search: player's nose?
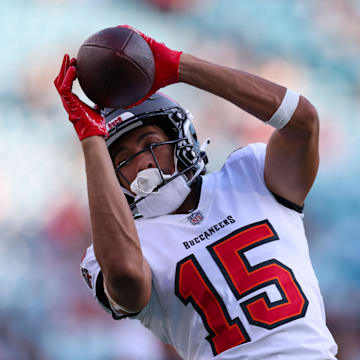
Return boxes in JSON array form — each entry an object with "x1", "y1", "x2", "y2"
[{"x1": 135, "y1": 150, "x2": 157, "y2": 174}]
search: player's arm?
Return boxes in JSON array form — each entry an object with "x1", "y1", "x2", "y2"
[
  {"x1": 54, "y1": 54, "x2": 152, "y2": 313},
  {"x1": 179, "y1": 54, "x2": 319, "y2": 206},
  {"x1": 81, "y1": 136, "x2": 152, "y2": 313}
]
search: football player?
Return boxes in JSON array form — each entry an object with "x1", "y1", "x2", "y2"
[{"x1": 54, "y1": 26, "x2": 338, "y2": 359}]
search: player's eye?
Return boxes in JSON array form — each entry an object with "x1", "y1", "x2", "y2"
[
  {"x1": 116, "y1": 146, "x2": 151, "y2": 169},
  {"x1": 116, "y1": 154, "x2": 134, "y2": 169},
  {"x1": 115, "y1": 155, "x2": 128, "y2": 167},
  {"x1": 117, "y1": 159, "x2": 128, "y2": 167},
  {"x1": 147, "y1": 141, "x2": 160, "y2": 148}
]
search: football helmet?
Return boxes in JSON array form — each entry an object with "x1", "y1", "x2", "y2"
[{"x1": 102, "y1": 92, "x2": 209, "y2": 213}]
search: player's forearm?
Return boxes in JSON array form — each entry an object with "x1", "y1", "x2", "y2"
[
  {"x1": 179, "y1": 53, "x2": 287, "y2": 121},
  {"x1": 81, "y1": 136, "x2": 144, "y2": 286},
  {"x1": 179, "y1": 53, "x2": 319, "y2": 139}
]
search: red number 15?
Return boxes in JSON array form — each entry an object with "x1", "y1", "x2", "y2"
[{"x1": 175, "y1": 220, "x2": 308, "y2": 356}]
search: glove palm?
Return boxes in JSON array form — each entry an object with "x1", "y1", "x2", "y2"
[{"x1": 54, "y1": 54, "x2": 108, "y2": 141}]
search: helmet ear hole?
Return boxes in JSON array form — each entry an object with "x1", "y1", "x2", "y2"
[
  {"x1": 174, "y1": 111, "x2": 185, "y2": 122},
  {"x1": 181, "y1": 147, "x2": 197, "y2": 164}
]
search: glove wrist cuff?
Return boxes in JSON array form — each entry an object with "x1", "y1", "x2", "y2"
[
  {"x1": 169, "y1": 50, "x2": 183, "y2": 84},
  {"x1": 75, "y1": 124, "x2": 108, "y2": 141}
]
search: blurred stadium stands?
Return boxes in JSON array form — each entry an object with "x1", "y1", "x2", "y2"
[{"x1": 1, "y1": 0, "x2": 360, "y2": 359}]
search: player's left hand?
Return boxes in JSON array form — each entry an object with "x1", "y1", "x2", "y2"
[
  {"x1": 54, "y1": 54, "x2": 109, "y2": 141},
  {"x1": 118, "y1": 25, "x2": 183, "y2": 107}
]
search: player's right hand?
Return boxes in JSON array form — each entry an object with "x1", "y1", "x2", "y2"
[
  {"x1": 54, "y1": 54, "x2": 109, "y2": 141},
  {"x1": 118, "y1": 25, "x2": 183, "y2": 107}
]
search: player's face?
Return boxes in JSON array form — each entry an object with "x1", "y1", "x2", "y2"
[{"x1": 113, "y1": 125, "x2": 175, "y2": 192}]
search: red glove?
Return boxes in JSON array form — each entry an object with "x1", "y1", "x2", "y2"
[
  {"x1": 119, "y1": 25, "x2": 182, "y2": 107},
  {"x1": 54, "y1": 54, "x2": 108, "y2": 141}
]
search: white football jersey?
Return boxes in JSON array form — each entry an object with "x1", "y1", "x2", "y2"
[{"x1": 81, "y1": 143, "x2": 337, "y2": 360}]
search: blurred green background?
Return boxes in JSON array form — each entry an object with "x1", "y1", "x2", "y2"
[{"x1": 1, "y1": 1, "x2": 360, "y2": 359}]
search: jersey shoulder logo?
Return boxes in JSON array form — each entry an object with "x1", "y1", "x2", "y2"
[{"x1": 81, "y1": 267, "x2": 93, "y2": 289}]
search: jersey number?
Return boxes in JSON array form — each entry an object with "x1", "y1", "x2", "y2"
[{"x1": 175, "y1": 220, "x2": 308, "y2": 356}]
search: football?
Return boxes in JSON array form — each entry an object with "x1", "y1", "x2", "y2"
[{"x1": 76, "y1": 26, "x2": 155, "y2": 108}]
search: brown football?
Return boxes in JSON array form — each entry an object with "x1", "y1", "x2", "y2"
[{"x1": 76, "y1": 26, "x2": 155, "y2": 108}]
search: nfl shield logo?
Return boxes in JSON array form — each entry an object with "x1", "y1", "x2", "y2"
[{"x1": 188, "y1": 210, "x2": 204, "y2": 225}]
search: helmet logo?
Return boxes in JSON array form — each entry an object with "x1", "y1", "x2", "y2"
[{"x1": 106, "y1": 112, "x2": 134, "y2": 131}]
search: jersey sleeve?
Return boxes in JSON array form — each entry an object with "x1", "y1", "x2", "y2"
[
  {"x1": 226, "y1": 143, "x2": 304, "y2": 214},
  {"x1": 227, "y1": 143, "x2": 265, "y2": 171},
  {"x1": 80, "y1": 244, "x2": 168, "y2": 338},
  {"x1": 247, "y1": 142, "x2": 267, "y2": 178},
  {"x1": 225, "y1": 143, "x2": 267, "y2": 183},
  {"x1": 80, "y1": 245, "x2": 139, "y2": 320}
]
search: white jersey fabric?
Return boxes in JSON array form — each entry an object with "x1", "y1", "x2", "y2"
[{"x1": 81, "y1": 143, "x2": 337, "y2": 360}]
